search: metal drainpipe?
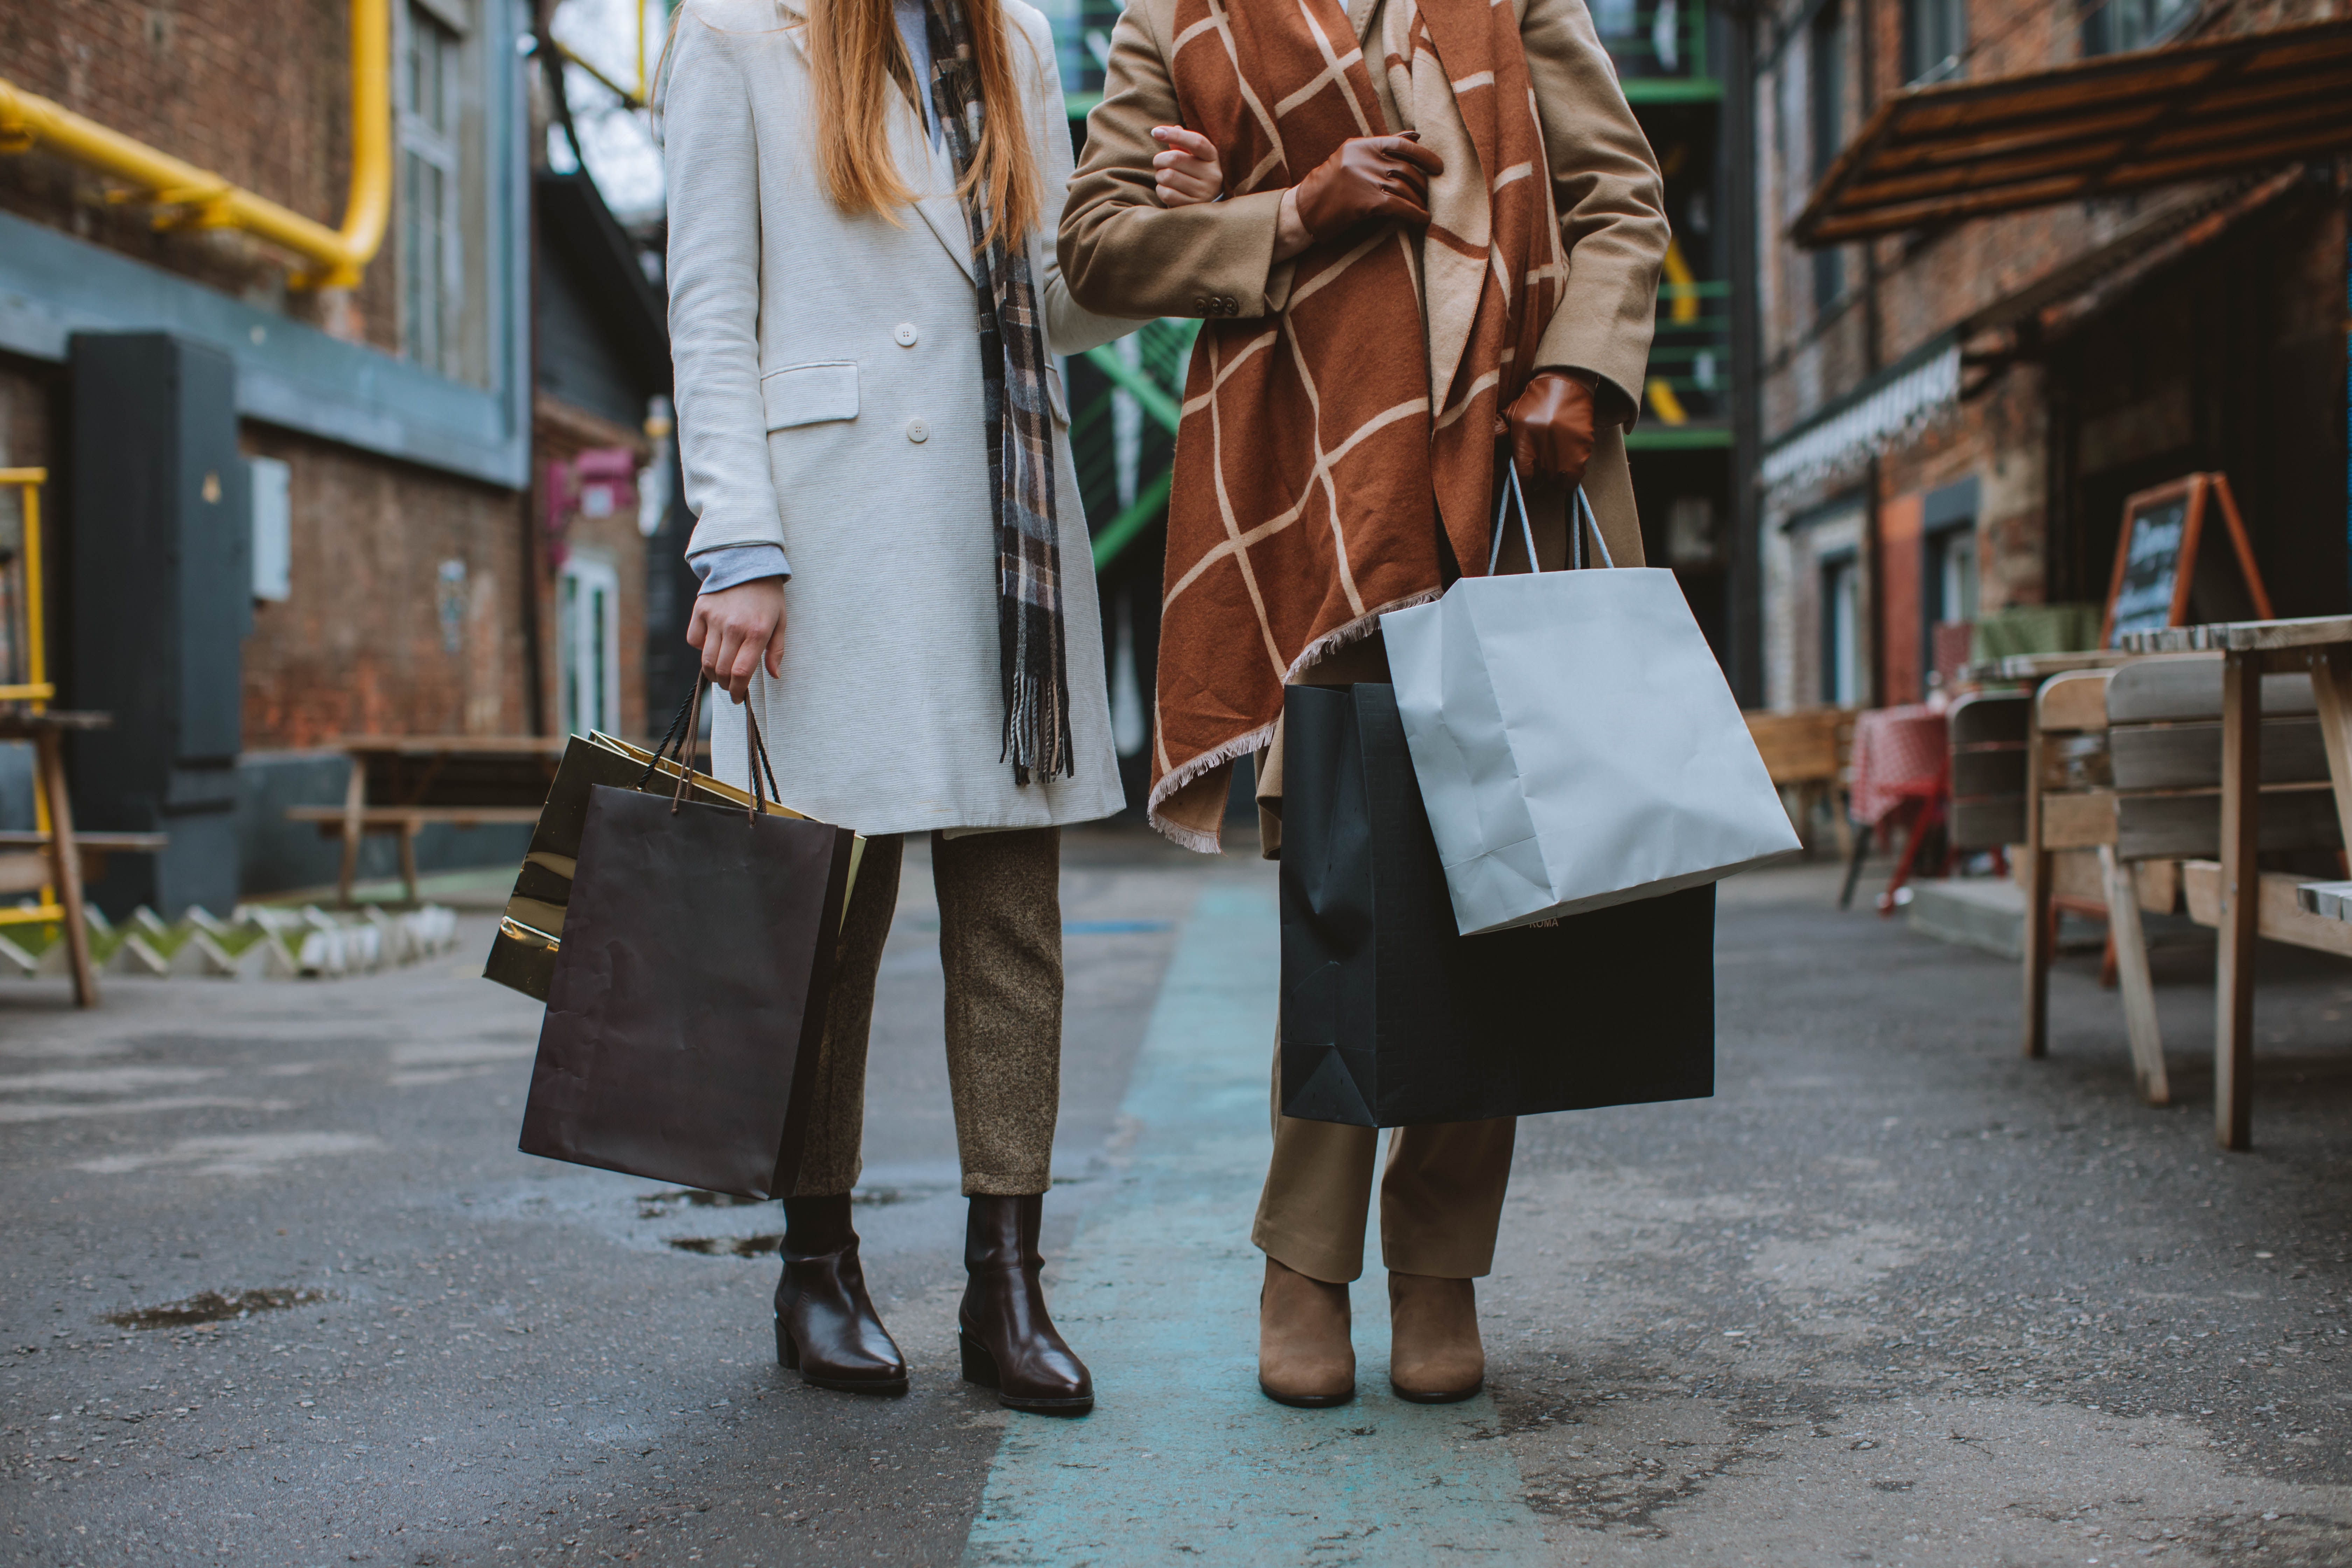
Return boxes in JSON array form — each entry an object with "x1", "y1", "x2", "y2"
[
  {"x1": 1855, "y1": 0, "x2": 1889, "y2": 706},
  {"x1": 0, "y1": 0, "x2": 390, "y2": 289},
  {"x1": 1724, "y1": 0, "x2": 1767, "y2": 708}
]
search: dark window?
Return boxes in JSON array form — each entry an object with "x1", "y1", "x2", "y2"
[
  {"x1": 1904, "y1": 0, "x2": 1966, "y2": 84},
  {"x1": 2082, "y1": 0, "x2": 2197, "y2": 57},
  {"x1": 1821, "y1": 551, "x2": 1861, "y2": 706},
  {"x1": 1809, "y1": 4, "x2": 1845, "y2": 312}
]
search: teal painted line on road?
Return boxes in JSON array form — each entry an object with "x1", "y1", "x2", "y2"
[{"x1": 961, "y1": 884, "x2": 1550, "y2": 1565}]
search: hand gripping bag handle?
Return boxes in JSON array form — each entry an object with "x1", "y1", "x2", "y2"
[{"x1": 640, "y1": 675, "x2": 784, "y2": 824}]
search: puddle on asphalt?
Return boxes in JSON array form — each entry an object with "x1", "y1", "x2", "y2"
[
  {"x1": 635, "y1": 1189, "x2": 772, "y2": 1220},
  {"x1": 104, "y1": 1287, "x2": 330, "y2": 1329},
  {"x1": 667, "y1": 1234, "x2": 784, "y2": 1258}
]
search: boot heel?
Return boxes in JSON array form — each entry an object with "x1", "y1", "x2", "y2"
[
  {"x1": 958, "y1": 1328, "x2": 1001, "y2": 1389},
  {"x1": 775, "y1": 1317, "x2": 800, "y2": 1370}
]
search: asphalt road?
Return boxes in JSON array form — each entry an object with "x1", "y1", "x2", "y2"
[{"x1": 3, "y1": 838, "x2": 2348, "y2": 1566}]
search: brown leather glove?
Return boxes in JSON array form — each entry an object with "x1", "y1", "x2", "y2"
[
  {"x1": 1293, "y1": 133, "x2": 1445, "y2": 243},
  {"x1": 1505, "y1": 371, "x2": 1602, "y2": 485}
]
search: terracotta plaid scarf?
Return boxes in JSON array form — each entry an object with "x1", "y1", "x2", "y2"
[
  {"x1": 1148, "y1": 0, "x2": 1564, "y2": 850},
  {"x1": 922, "y1": 0, "x2": 1072, "y2": 782}
]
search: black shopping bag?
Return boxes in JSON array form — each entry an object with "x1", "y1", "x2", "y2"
[
  {"x1": 1279, "y1": 683, "x2": 1715, "y2": 1127},
  {"x1": 518, "y1": 685, "x2": 856, "y2": 1197}
]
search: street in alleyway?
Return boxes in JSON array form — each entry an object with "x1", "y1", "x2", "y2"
[{"x1": 5, "y1": 834, "x2": 2351, "y2": 1566}]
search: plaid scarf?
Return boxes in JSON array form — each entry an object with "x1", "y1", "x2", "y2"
[{"x1": 920, "y1": 0, "x2": 1072, "y2": 783}]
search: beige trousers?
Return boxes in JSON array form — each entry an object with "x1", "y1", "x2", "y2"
[
  {"x1": 1250, "y1": 1042, "x2": 1516, "y2": 1284},
  {"x1": 792, "y1": 827, "x2": 1063, "y2": 1198}
]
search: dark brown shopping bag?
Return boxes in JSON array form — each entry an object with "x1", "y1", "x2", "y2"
[
  {"x1": 485, "y1": 689, "x2": 862, "y2": 1002},
  {"x1": 518, "y1": 683, "x2": 856, "y2": 1197}
]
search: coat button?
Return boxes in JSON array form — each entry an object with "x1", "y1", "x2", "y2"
[
  {"x1": 1220, "y1": 295, "x2": 1237, "y2": 314},
  {"x1": 906, "y1": 418, "x2": 929, "y2": 443},
  {"x1": 1192, "y1": 295, "x2": 1210, "y2": 315},
  {"x1": 893, "y1": 322, "x2": 918, "y2": 347}
]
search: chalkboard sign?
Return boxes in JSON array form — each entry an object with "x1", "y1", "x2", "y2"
[{"x1": 2099, "y1": 473, "x2": 2271, "y2": 648}]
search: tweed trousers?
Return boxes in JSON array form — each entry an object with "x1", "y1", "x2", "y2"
[{"x1": 791, "y1": 827, "x2": 1063, "y2": 1198}]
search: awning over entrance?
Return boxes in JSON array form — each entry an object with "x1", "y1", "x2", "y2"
[{"x1": 1793, "y1": 18, "x2": 2352, "y2": 247}]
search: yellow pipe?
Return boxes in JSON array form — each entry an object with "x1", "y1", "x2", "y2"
[
  {"x1": 1646, "y1": 377, "x2": 1689, "y2": 426},
  {"x1": 555, "y1": 40, "x2": 646, "y2": 113},
  {"x1": 1660, "y1": 237, "x2": 1699, "y2": 326},
  {"x1": 0, "y1": 0, "x2": 388, "y2": 290}
]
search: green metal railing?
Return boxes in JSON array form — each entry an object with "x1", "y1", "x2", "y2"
[
  {"x1": 1069, "y1": 317, "x2": 1198, "y2": 572},
  {"x1": 1645, "y1": 278, "x2": 1731, "y2": 416},
  {"x1": 1595, "y1": 0, "x2": 1718, "y2": 102}
]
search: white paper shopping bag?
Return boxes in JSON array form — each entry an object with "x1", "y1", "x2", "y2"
[{"x1": 1381, "y1": 475, "x2": 1799, "y2": 935}]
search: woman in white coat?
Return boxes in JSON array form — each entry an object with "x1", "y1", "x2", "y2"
[{"x1": 659, "y1": 0, "x2": 1220, "y2": 1414}]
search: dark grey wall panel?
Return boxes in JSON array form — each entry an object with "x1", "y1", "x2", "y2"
[{"x1": 66, "y1": 331, "x2": 245, "y2": 914}]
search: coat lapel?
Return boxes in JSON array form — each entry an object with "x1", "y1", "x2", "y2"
[
  {"x1": 903, "y1": 118, "x2": 979, "y2": 282},
  {"x1": 774, "y1": 0, "x2": 975, "y2": 281}
]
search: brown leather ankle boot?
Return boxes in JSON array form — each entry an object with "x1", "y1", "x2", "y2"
[
  {"x1": 1387, "y1": 1271, "x2": 1483, "y2": 1403},
  {"x1": 1258, "y1": 1256, "x2": 1354, "y2": 1407},
  {"x1": 957, "y1": 1195, "x2": 1093, "y2": 1414},
  {"x1": 774, "y1": 1195, "x2": 908, "y2": 1395}
]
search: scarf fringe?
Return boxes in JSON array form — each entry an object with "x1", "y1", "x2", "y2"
[
  {"x1": 1281, "y1": 587, "x2": 1445, "y2": 687},
  {"x1": 1144, "y1": 720, "x2": 1277, "y2": 854},
  {"x1": 1143, "y1": 587, "x2": 1445, "y2": 851}
]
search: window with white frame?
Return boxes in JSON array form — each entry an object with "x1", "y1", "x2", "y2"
[
  {"x1": 1926, "y1": 524, "x2": 1979, "y2": 630},
  {"x1": 1904, "y1": 0, "x2": 1965, "y2": 84},
  {"x1": 2083, "y1": 0, "x2": 2199, "y2": 56},
  {"x1": 399, "y1": 0, "x2": 469, "y2": 379},
  {"x1": 560, "y1": 554, "x2": 622, "y2": 738}
]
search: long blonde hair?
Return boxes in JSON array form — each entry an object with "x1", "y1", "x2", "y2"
[
  {"x1": 810, "y1": 0, "x2": 1040, "y2": 245},
  {"x1": 661, "y1": 0, "x2": 1041, "y2": 247}
]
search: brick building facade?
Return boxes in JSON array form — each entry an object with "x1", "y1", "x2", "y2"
[
  {"x1": 0, "y1": 0, "x2": 668, "y2": 911},
  {"x1": 1744, "y1": 0, "x2": 2350, "y2": 712}
]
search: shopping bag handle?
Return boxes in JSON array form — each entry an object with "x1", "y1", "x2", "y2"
[
  {"x1": 651, "y1": 676, "x2": 784, "y2": 825},
  {"x1": 1487, "y1": 464, "x2": 1614, "y2": 575},
  {"x1": 634, "y1": 682, "x2": 701, "y2": 789}
]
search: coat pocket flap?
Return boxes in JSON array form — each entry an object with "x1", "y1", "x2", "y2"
[{"x1": 760, "y1": 361, "x2": 859, "y2": 430}]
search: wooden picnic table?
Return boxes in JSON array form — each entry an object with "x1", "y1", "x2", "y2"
[
  {"x1": 289, "y1": 736, "x2": 572, "y2": 907},
  {"x1": 2119, "y1": 616, "x2": 2352, "y2": 1148},
  {"x1": 1959, "y1": 649, "x2": 2139, "y2": 686}
]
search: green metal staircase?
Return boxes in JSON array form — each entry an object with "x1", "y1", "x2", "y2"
[{"x1": 1069, "y1": 317, "x2": 1198, "y2": 573}]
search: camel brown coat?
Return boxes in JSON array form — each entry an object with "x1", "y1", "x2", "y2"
[{"x1": 1057, "y1": 0, "x2": 1671, "y2": 850}]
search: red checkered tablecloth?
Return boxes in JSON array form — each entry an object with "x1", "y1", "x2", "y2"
[{"x1": 1848, "y1": 705, "x2": 1948, "y2": 827}]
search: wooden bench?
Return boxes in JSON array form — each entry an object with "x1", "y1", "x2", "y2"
[
  {"x1": 287, "y1": 737, "x2": 568, "y2": 906},
  {"x1": 1743, "y1": 706, "x2": 1855, "y2": 854}
]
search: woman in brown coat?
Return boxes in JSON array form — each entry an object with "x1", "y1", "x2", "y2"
[{"x1": 1057, "y1": 0, "x2": 1668, "y2": 1407}]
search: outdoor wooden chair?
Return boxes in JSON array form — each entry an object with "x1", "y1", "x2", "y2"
[
  {"x1": 1744, "y1": 706, "x2": 1854, "y2": 855},
  {"x1": 2023, "y1": 656, "x2": 2340, "y2": 1104}
]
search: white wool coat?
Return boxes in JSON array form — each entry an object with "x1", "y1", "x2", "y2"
[{"x1": 661, "y1": 0, "x2": 1134, "y2": 836}]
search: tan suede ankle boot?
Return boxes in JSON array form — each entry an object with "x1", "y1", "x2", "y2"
[
  {"x1": 1388, "y1": 1272, "x2": 1484, "y2": 1403},
  {"x1": 1258, "y1": 1256, "x2": 1355, "y2": 1407}
]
